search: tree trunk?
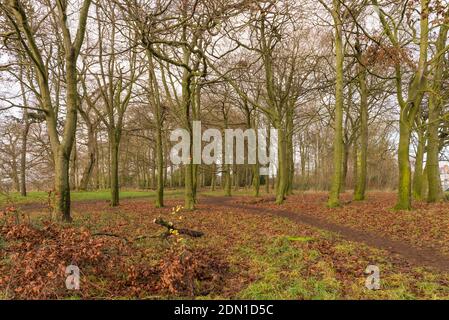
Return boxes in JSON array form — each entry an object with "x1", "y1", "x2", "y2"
[
  {"x1": 110, "y1": 130, "x2": 120, "y2": 206},
  {"x1": 70, "y1": 139, "x2": 78, "y2": 190},
  {"x1": 79, "y1": 122, "x2": 96, "y2": 191},
  {"x1": 211, "y1": 163, "x2": 216, "y2": 191},
  {"x1": 192, "y1": 163, "x2": 198, "y2": 201},
  {"x1": 185, "y1": 163, "x2": 195, "y2": 209},
  {"x1": 147, "y1": 51, "x2": 165, "y2": 207},
  {"x1": 224, "y1": 164, "x2": 232, "y2": 196},
  {"x1": 354, "y1": 57, "x2": 368, "y2": 201},
  {"x1": 155, "y1": 125, "x2": 164, "y2": 207},
  {"x1": 20, "y1": 120, "x2": 30, "y2": 196},
  {"x1": 253, "y1": 163, "x2": 260, "y2": 197},
  {"x1": 151, "y1": 148, "x2": 156, "y2": 189},
  {"x1": 426, "y1": 16, "x2": 448, "y2": 202},
  {"x1": 54, "y1": 148, "x2": 72, "y2": 222},
  {"x1": 11, "y1": 156, "x2": 20, "y2": 193},
  {"x1": 328, "y1": 1, "x2": 344, "y2": 207},
  {"x1": 233, "y1": 164, "x2": 239, "y2": 191},
  {"x1": 395, "y1": 121, "x2": 412, "y2": 210},
  {"x1": 427, "y1": 109, "x2": 443, "y2": 202},
  {"x1": 19, "y1": 72, "x2": 30, "y2": 196},
  {"x1": 286, "y1": 107, "x2": 294, "y2": 195},
  {"x1": 94, "y1": 132, "x2": 100, "y2": 190},
  {"x1": 341, "y1": 142, "x2": 349, "y2": 192},
  {"x1": 275, "y1": 124, "x2": 288, "y2": 204},
  {"x1": 412, "y1": 127, "x2": 426, "y2": 200},
  {"x1": 54, "y1": 49, "x2": 81, "y2": 221}
]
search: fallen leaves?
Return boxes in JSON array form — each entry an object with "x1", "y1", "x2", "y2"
[{"x1": 1, "y1": 192, "x2": 449, "y2": 299}]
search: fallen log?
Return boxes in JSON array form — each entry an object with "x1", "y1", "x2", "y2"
[{"x1": 153, "y1": 217, "x2": 204, "y2": 238}]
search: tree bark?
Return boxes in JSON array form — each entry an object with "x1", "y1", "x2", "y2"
[
  {"x1": 328, "y1": 0, "x2": 344, "y2": 207},
  {"x1": 54, "y1": 148, "x2": 72, "y2": 222},
  {"x1": 426, "y1": 13, "x2": 448, "y2": 202},
  {"x1": 396, "y1": 121, "x2": 413, "y2": 210},
  {"x1": 148, "y1": 51, "x2": 165, "y2": 207},
  {"x1": 79, "y1": 119, "x2": 97, "y2": 191},
  {"x1": 354, "y1": 54, "x2": 368, "y2": 201},
  {"x1": 109, "y1": 130, "x2": 120, "y2": 206},
  {"x1": 412, "y1": 126, "x2": 426, "y2": 200},
  {"x1": 275, "y1": 123, "x2": 288, "y2": 204}
]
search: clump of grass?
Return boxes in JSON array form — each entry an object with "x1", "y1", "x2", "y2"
[
  {"x1": 287, "y1": 236, "x2": 314, "y2": 242},
  {"x1": 238, "y1": 236, "x2": 341, "y2": 299},
  {"x1": 0, "y1": 189, "x2": 186, "y2": 207}
]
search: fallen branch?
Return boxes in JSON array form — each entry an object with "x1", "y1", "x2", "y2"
[
  {"x1": 133, "y1": 234, "x2": 164, "y2": 241},
  {"x1": 92, "y1": 232, "x2": 129, "y2": 244},
  {"x1": 153, "y1": 217, "x2": 204, "y2": 238}
]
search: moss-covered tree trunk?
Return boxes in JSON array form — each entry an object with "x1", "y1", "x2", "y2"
[
  {"x1": 191, "y1": 81, "x2": 201, "y2": 204},
  {"x1": 396, "y1": 121, "x2": 413, "y2": 210},
  {"x1": 286, "y1": 107, "x2": 294, "y2": 195},
  {"x1": 224, "y1": 164, "x2": 231, "y2": 196},
  {"x1": 54, "y1": 148, "x2": 72, "y2": 222},
  {"x1": 79, "y1": 113, "x2": 96, "y2": 191},
  {"x1": 265, "y1": 124, "x2": 271, "y2": 194},
  {"x1": 426, "y1": 13, "x2": 448, "y2": 202},
  {"x1": 427, "y1": 111, "x2": 443, "y2": 202},
  {"x1": 155, "y1": 123, "x2": 164, "y2": 207},
  {"x1": 275, "y1": 123, "x2": 288, "y2": 204},
  {"x1": 328, "y1": 0, "x2": 344, "y2": 208},
  {"x1": 109, "y1": 130, "x2": 120, "y2": 207},
  {"x1": 20, "y1": 118, "x2": 30, "y2": 196},
  {"x1": 184, "y1": 163, "x2": 195, "y2": 209},
  {"x1": 19, "y1": 65, "x2": 30, "y2": 197},
  {"x1": 54, "y1": 47, "x2": 79, "y2": 221},
  {"x1": 7, "y1": 0, "x2": 91, "y2": 221},
  {"x1": 179, "y1": 35, "x2": 196, "y2": 209},
  {"x1": 340, "y1": 142, "x2": 349, "y2": 192},
  {"x1": 233, "y1": 164, "x2": 239, "y2": 191},
  {"x1": 147, "y1": 51, "x2": 164, "y2": 207},
  {"x1": 354, "y1": 54, "x2": 368, "y2": 201},
  {"x1": 211, "y1": 163, "x2": 216, "y2": 191},
  {"x1": 253, "y1": 163, "x2": 260, "y2": 197},
  {"x1": 412, "y1": 127, "x2": 426, "y2": 200},
  {"x1": 69, "y1": 139, "x2": 77, "y2": 190},
  {"x1": 54, "y1": 33, "x2": 85, "y2": 221},
  {"x1": 192, "y1": 163, "x2": 198, "y2": 201},
  {"x1": 373, "y1": 0, "x2": 429, "y2": 210},
  {"x1": 251, "y1": 125, "x2": 259, "y2": 196}
]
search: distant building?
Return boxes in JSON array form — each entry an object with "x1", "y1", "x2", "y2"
[{"x1": 441, "y1": 165, "x2": 449, "y2": 191}]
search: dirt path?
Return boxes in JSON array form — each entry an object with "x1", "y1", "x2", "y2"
[{"x1": 201, "y1": 196, "x2": 449, "y2": 273}]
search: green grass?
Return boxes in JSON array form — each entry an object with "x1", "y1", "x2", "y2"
[
  {"x1": 0, "y1": 189, "x2": 184, "y2": 207},
  {"x1": 235, "y1": 234, "x2": 449, "y2": 300},
  {"x1": 0, "y1": 187, "x2": 267, "y2": 207},
  {"x1": 200, "y1": 188, "x2": 267, "y2": 197},
  {"x1": 237, "y1": 236, "x2": 340, "y2": 299}
]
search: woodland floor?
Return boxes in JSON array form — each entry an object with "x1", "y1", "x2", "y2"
[{"x1": 1, "y1": 190, "x2": 449, "y2": 299}]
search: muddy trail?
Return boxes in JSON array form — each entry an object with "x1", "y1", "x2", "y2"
[{"x1": 202, "y1": 196, "x2": 449, "y2": 274}]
